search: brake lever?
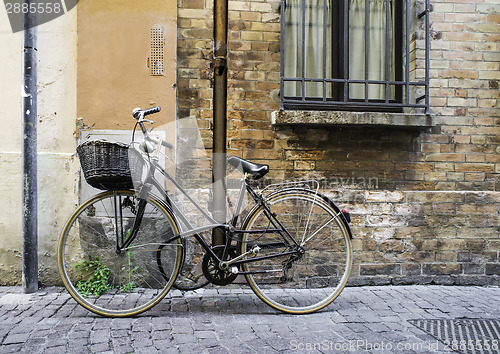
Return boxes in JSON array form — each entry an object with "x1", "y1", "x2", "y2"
[{"x1": 138, "y1": 118, "x2": 155, "y2": 125}]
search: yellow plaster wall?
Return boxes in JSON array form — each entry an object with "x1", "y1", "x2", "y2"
[{"x1": 77, "y1": 0, "x2": 177, "y2": 130}]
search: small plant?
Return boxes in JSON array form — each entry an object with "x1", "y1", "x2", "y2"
[
  {"x1": 74, "y1": 256, "x2": 110, "y2": 297},
  {"x1": 120, "y1": 249, "x2": 138, "y2": 293}
]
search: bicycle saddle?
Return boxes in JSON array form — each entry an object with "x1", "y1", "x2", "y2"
[{"x1": 227, "y1": 156, "x2": 269, "y2": 180}]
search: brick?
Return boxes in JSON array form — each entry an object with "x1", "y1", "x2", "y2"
[
  {"x1": 432, "y1": 202, "x2": 457, "y2": 214},
  {"x1": 406, "y1": 191, "x2": 465, "y2": 203},
  {"x1": 240, "y1": 31, "x2": 262, "y2": 41},
  {"x1": 428, "y1": 215, "x2": 468, "y2": 227},
  {"x1": 250, "y1": 2, "x2": 274, "y2": 12},
  {"x1": 440, "y1": 70, "x2": 479, "y2": 80},
  {"x1": 425, "y1": 153, "x2": 465, "y2": 162},
  {"x1": 447, "y1": 97, "x2": 478, "y2": 107},
  {"x1": 178, "y1": 8, "x2": 211, "y2": 19},
  {"x1": 456, "y1": 227, "x2": 499, "y2": 239},
  {"x1": 402, "y1": 264, "x2": 421, "y2": 276},
  {"x1": 458, "y1": 252, "x2": 498, "y2": 263},
  {"x1": 379, "y1": 240, "x2": 404, "y2": 252},
  {"x1": 240, "y1": 130, "x2": 264, "y2": 140},
  {"x1": 364, "y1": 191, "x2": 404, "y2": 203},
  {"x1": 362, "y1": 239, "x2": 378, "y2": 251},
  {"x1": 183, "y1": 0, "x2": 204, "y2": 9},
  {"x1": 465, "y1": 191, "x2": 500, "y2": 204},
  {"x1": 463, "y1": 263, "x2": 485, "y2": 275},
  {"x1": 293, "y1": 160, "x2": 315, "y2": 170},
  {"x1": 422, "y1": 239, "x2": 464, "y2": 251},
  {"x1": 455, "y1": 163, "x2": 495, "y2": 172},
  {"x1": 423, "y1": 263, "x2": 462, "y2": 275},
  {"x1": 436, "y1": 251, "x2": 458, "y2": 263},
  {"x1": 228, "y1": 1, "x2": 251, "y2": 11},
  {"x1": 360, "y1": 264, "x2": 401, "y2": 276},
  {"x1": 285, "y1": 150, "x2": 325, "y2": 160},
  {"x1": 400, "y1": 252, "x2": 435, "y2": 263},
  {"x1": 445, "y1": 13, "x2": 487, "y2": 23},
  {"x1": 485, "y1": 264, "x2": 500, "y2": 275}
]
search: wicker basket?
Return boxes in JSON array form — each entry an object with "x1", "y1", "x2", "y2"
[{"x1": 77, "y1": 140, "x2": 139, "y2": 190}]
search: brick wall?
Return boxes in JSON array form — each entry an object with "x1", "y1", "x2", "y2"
[{"x1": 177, "y1": 0, "x2": 500, "y2": 285}]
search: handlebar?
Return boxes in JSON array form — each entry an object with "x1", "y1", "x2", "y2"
[
  {"x1": 133, "y1": 106, "x2": 161, "y2": 119},
  {"x1": 132, "y1": 106, "x2": 173, "y2": 149}
]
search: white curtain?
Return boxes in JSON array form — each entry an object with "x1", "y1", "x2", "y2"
[
  {"x1": 284, "y1": 0, "x2": 331, "y2": 98},
  {"x1": 349, "y1": 0, "x2": 395, "y2": 100},
  {"x1": 284, "y1": 0, "x2": 395, "y2": 101}
]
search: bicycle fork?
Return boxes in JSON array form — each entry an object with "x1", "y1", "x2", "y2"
[{"x1": 112, "y1": 189, "x2": 148, "y2": 254}]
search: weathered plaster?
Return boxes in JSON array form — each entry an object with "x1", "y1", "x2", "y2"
[{"x1": 0, "y1": 9, "x2": 78, "y2": 285}]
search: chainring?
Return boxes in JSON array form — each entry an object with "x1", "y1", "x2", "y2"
[{"x1": 202, "y1": 245, "x2": 239, "y2": 286}]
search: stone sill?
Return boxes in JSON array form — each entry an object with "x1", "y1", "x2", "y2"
[{"x1": 272, "y1": 110, "x2": 434, "y2": 128}]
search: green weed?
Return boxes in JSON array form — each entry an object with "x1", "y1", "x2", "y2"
[{"x1": 74, "y1": 256, "x2": 110, "y2": 297}]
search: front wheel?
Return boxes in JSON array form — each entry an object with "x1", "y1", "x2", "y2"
[
  {"x1": 58, "y1": 190, "x2": 183, "y2": 317},
  {"x1": 241, "y1": 189, "x2": 352, "y2": 314}
]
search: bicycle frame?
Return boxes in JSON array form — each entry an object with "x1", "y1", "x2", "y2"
[{"x1": 121, "y1": 146, "x2": 305, "y2": 272}]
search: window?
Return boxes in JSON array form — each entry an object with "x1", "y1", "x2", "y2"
[{"x1": 280, "y1": 0, "x2": 429, "y2": 113}]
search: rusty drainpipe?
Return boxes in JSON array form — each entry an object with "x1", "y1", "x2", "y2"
[
  {"x1": 22, "y1": 0, "x2": 38, "y2": 293},
  {"x1": 212, "y1": 0, "x2": 228, "y2": 245}
]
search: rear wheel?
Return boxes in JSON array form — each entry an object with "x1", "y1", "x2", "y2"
[
  {"x1": 173, "y1": 231, "x2": 210, "y2": 291},
  {"x1": 58, "y1": 190, "x2": 182, "y2": 317},
  {"x1": 241, "y1": 189, "x2": 352, "y2": 314}
]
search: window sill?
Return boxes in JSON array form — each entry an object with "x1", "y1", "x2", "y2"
[{"x1": 272, "y1": 111, "x2": 434, "y2": 128}]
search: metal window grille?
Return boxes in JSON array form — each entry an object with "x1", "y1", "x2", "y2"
[
  {"x1": 150, "y1": 27, "x2": 165, "y2": 76},
  {"x1": 280, "y1": 0, "x2": 430, "y2": 114}
]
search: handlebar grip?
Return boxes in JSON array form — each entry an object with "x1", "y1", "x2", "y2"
[
  {"x1": 161, "y1": 140, "x2": 173, "y2": 149},
  {"x1": 143, "y1": 106, "x2": 161, "y2": 117}
]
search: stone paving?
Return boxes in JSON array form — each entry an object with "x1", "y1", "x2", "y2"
[{"x1": 0, "y1": 285, "x2": 499, "y2": 353}]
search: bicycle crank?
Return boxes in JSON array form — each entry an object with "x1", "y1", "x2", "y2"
[{"x1": 202, "y1": 246, "x2": 239, "y2": 286}]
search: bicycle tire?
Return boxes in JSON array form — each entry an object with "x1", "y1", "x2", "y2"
[
  {"x1": 148, "y1": 183, "x2": 209, "y2": 291},
  {"x1": 172, "y1": 231, "x2": 210, "y2": 291},
  {"x1": 58, "y1": 190, "x2": 182, "y2": 317},
  {"x1": 240, "y1": 188, "x2": 352, "y2": 314}
]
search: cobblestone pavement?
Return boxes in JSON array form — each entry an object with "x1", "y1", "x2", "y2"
[{"x1": 0, "y1": 285, "x2": 499, "y2": 353}]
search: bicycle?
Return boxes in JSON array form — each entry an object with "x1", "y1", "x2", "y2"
[{"x1": 58, "y1": 106, "x2": 353, "y2": 317}]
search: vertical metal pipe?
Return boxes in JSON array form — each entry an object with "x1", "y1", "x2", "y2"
[
  {"x1": 344, "y1": 0, "x2": 349, "y2": 99},
  {"x1": 322, "y1": 0, "x2": 327, "y2": 102},
  {"x1": 22, "y1": 0, "x2": 38, "y2": 294},
  {"x1": 405, "y1": 0, "x2": 410, "y2": 106},
  {"x1": 384, "y1": 0, "x2": 390, "y2": 102},
  {"x1": 212, "y1": 0, "x2": 228, "y2": 245},
  {"x1": 301, "y1": 0, "x2": 306, "y2": 100},
  {"x1": 425, "y1": 0, "x2": 430, "y2": 114},
  {"x1": 364, "y1": 0, "x2": 369, "y2": 101},
  {"x1": 280, "y1": 0, "x2": 285, "y2": 109}
]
